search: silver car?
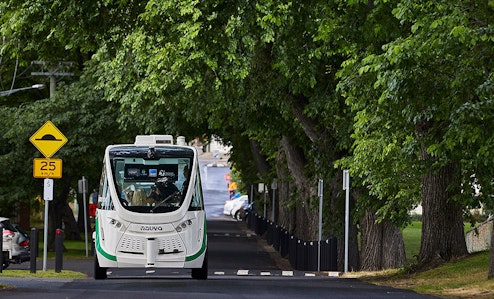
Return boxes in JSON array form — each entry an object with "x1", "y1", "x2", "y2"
[{"x1": 1, "y1": 217, "x2": 30, "y2": 269}]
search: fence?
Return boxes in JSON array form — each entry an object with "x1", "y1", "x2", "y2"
[{"x1": 246, "y1": 211, "x2": 337, "y2": 271}]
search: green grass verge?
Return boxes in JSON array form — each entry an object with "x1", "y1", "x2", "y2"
[
  {"x1": 0, "y1": 269, "x2": 87, "y2": 279},
  {"x1": 348, "y1": 221, "x2": 494, "y2": 298},
  {"x1": 348, "y1": 251, "x2": 494, "y2": 298},
  {"x1": 0, "y1": 238, "x2": 91, "y2": 281}
]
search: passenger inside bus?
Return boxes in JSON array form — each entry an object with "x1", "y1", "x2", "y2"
[
  {"x1": 180, "y1": 165, "x2": 190, "y2": 194},
  {"x1": 132, "y1": 188, "x2": 147, "y2": 206},
  {"x1": 148, "y1": 177, "x2": 180, "y2": 202}
]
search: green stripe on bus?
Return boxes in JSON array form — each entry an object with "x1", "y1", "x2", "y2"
[
  {"x1": 95, "y1": 217, "x2": 117, "y2": 261},
  {"x1": 185, "y1": 217, "x2": 207, "y2": 262}
]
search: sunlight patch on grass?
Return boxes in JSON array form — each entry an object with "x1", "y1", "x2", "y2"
[
  {"x1": 0, "y1": 269, "x2": 87, "y2": 279},
  {"x1": 402, "y1": 221, "x2": 421, "y2": 262}
]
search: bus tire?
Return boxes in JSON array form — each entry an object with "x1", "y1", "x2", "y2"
[
  {"x1": 191, "y1": 251, "x2": 208, "y2": 280},
  {"x1": 94, "y1": 254, "x2": 107, "y2": 280},
  {"x1": 1, "y1": 251, "x2": 9, "y2": 269}
]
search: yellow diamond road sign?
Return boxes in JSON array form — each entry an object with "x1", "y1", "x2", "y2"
[{"x1": 29, "y1": 121, "x2": 68, "y2": 158}]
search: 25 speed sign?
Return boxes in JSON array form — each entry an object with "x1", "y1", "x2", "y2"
[{"x1": 33, "y1": 158, "x2": 62, "y2": 179}]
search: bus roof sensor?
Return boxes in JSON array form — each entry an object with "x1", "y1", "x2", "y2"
[{"x1": 135, "y1": 135, "x2": 174, "y2": 145}]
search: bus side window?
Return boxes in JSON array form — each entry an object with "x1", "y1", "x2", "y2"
[
  {"x1": 189, "y1": 173, "x2": 204, "y2": 211},
  {"x1": 98, "y1": 166, "x2": 114, "y2": 210}
]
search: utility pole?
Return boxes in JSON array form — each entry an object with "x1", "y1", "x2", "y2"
[{"x1": 31, "y1": 61, "x2": 74, "y2": 97}]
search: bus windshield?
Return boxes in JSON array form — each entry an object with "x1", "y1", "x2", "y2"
[{"x1": 109, "y1": 146, "x2": 194, "y2": 213}]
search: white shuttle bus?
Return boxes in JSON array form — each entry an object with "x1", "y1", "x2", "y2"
[{"x1": 93, "y1": 135, "x2": 207, "y2": 279}]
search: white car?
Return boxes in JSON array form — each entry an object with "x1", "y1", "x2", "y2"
[
  {"x1": 223, "y1": 195, "x2": 249, "y2": 220},
  {"x1": 1, "y1": 217, "x2": 30, "y2": 269}
]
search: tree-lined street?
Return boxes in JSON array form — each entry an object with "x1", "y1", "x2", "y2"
[{"x1": 0, "y1": 0, "x2": 493, "y2": 292}]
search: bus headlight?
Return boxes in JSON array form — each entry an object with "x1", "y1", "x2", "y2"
[
  {"x1": 109, "y1": 218, "x2": 122, "y2": 228},
  {"x1": 175, "y1": 219, "x2": 193, "y2": 232}
]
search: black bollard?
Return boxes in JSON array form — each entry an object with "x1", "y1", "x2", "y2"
[
  {"x1": 55, "y1": 229, "x2": 64, "y2": 273},
  {"x1": 34, "y1": 228, "x2": 39, "y2": 258},
  {"x1": 30, "y1": 228, "x2": 38, "y2": 273},
  {"x1": 0, "y1": 224, "x2": 3, "y2": 273}
]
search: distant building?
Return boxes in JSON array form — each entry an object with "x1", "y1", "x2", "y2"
[
  {"x1": 208, "y1": 135, "x2": 231, "y2": 154},
  {"x1": 410, "y1": 205, "x2": 422, "y2": 215}
]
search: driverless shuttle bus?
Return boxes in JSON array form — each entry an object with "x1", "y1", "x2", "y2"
[{"x1": 93, "y1": 135, "x2": 207, "y2": 279}]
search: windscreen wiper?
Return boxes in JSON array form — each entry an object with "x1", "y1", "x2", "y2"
[{"x1": 150, "y1": 191, "x2": 180, "y2": 212}]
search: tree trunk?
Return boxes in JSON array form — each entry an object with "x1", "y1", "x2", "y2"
[
  {"x1": 276, "y1": 180, "x2": 293, "y2": 230},
  {"x1": 360, "y1": 208, "x2": 406, "y2": 271},
  {"x1": 19, "y1": 201, "x2": 30, "y2": 231},
  {"x1": 349, "y1": 218, "x2": 360, "y2": 271},
  {"x1": 280, "y1": 135, "x2": 317, "y2": 241},
  {"x1": 48, "y1": 200, "x2": 63, "y2": 251},
  {"x1": 381, "y1": 222, "x2": 407, "y2": 269},
  {"x1": 419, "y1": 162, "x2": 468, "y2": 267},
  {"x1": 275, "y1": 149, "x2": 295, "y2": 233},
  {"x1": 290, "y1": 95, "x2": 321, "y2": 144},
  {"x1": 280, "y1": 136, "x2": 308, "y2": 192},
  {"x1": 48, "y1": 181, "x2": 81, "y2": 250},
  {"x1": 360, "y1": 209, "x2": 383, "y2": 270},
  {"x1": 249, "y1": 139, "x2": 271, "y2": 176}
]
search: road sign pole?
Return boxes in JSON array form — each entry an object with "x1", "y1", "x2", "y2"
[
  {"x1": 271, "y1": 180, "x2": 277, "y2": 222},
  {"x1": 80, "y1": 177, "x2": 89, "y2": 257},
  {"x1": 343, "y1": 170, "x2": 350, "y2": 273},
  {"x1": 42, "y1": 200, "x2": 48, "y2": 271},
  {"x1": 318, "y1": 179, "x2": 323, "y2": 273},
  {"x1": 42, "y1": 178, "x2": 54, "y2": 271}
]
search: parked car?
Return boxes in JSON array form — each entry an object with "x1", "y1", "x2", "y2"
[
  {"x1": 223, "y1": 195, "x2": 249, "y2": 221},
  {"x1": 1, "y1": 217, "x2": 30, "y2": 269}
]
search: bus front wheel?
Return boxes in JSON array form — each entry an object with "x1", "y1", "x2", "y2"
[
  {"x1": 94, "y1": 254, "x2": 108, "y2": 280},
  {"x1": 191, "y1": 251, "x2": 208, "y2": 280}
]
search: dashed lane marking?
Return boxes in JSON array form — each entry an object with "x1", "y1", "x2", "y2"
[
  {"x1": 211, "y1": 233, "x2": 253, "y2": 238},
  {"x1": 107, "y1": 269, "x2": 338, "y2": 278},
  {"x1": 212, "y1": 270, "x2": 334, "y2": 277}
]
